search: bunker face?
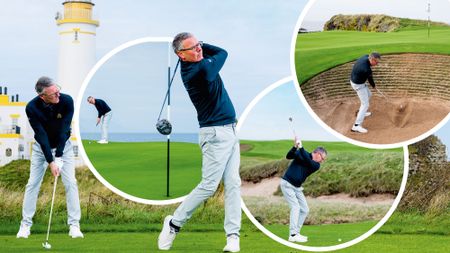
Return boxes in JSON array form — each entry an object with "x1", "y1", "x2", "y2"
[{"x1": 301, "y1": 54, "x2": 450, "y2": 144}]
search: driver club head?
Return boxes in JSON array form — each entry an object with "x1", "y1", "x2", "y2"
[
  {"x1": 156, "y1": 119, "x2": 172, "y2": 135},
  {"x1": 42, "y1": 241, "x2": 52, "y2": 249}
]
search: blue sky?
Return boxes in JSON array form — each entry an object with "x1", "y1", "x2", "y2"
[
  {"x1": 1, "y1": 0, "x2": 449, "y2": 146},
  {"x1": 436, "y1": 123, "x2": 450, "y2": 160},
  {"x1": 238, "y1": 81, "x2": 338, "y2": 141},
  {"x1": 0, "y1": 0, "x2": 307, "y2": 134}
]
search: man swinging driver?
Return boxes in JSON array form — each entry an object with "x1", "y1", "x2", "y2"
[{"x1": 158, "y1": 32, "x2": 241, "y2": 252}]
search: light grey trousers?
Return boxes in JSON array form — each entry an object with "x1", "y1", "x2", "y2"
[
  {"x1": 172, "y1": 124, "x2": 241, "y2": 236},
  {"x1": 21, "y1": 141, "x2": 81, "y2": 227}
]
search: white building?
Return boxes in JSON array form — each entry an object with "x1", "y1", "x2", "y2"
[
  {"x1": 0, "y1": 0, "x2": 99, "y2": 167},
  {"x1": 0, "y1": 87, "x2": 32, "y2": 166},
  {"x1": 56, "y1": 0, "x2": 99, "y2": 103}
]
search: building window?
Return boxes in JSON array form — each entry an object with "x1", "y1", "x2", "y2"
[
  {"x1": 73, "y1": 145, "x2": 79, "y2": 157},
  {"x1": 6, "y1": 148, "x2": 12, "y2": 157},
  {"x1": 19, "y1": 144, "x2": 24, "y2": 152}
]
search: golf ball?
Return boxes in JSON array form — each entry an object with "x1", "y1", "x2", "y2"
[{"x1": 338, "y1": 238, "x2": 342, "y2": 242}]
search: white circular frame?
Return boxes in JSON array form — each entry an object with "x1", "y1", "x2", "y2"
[
  {"x1": 74, "y1": 37, "x2": 189, "y2": 205},
  {"x1": 236, "y1": 76, "x2": 410, "y2": 251},
  {"x1": 289, "y1": 0, "x2": 450, "y2": 150}
]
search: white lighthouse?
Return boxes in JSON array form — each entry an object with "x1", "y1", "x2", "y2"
[{"x1": 56, "y1": 0, "x2": 99, "y2": 103}]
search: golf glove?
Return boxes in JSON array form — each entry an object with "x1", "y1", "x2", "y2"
[{"x1": 54, "y1": 157, "x2": 64, "y2": 170}]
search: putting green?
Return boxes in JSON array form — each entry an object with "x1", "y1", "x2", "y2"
[{"x1": 82, "y1": 140, "x2": 202, "y2": 200}]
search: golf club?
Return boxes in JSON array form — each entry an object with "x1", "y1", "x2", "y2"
[
  {"x1": 376, "y1": 87, "x2": 404, "y2": 110},
  {"x1": 42, "y1": 175, "x2": 58, "y2": 250},
  {"x1": 288, "y1": 117, "x2": 302, "y2": 146},
  {"x1": 288, "y1": 117, "x2": 296, "y2": 137},
  {"x1": 156, "y1": 59, "x2": 180, "y2": 135},
  {"x1": 375, "y1": 87, "x2": 391, "y2": 102}
]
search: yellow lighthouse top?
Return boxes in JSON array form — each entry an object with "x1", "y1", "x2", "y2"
[{"x1": 56, "y1": 1, "x2": 99, "y2": 26}]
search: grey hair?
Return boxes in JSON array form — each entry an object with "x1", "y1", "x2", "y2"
[
  {"x1": 35, "y1": 76, "x2": 56, "y2": 95},
  {"x1": 313, "y1": 147, "x2": 327, "y2": 157},
  {"x1": 369, "y1": 52, "x2": 381, "y2": 60},
  {"x1": 172, "y1": 32, "x2": 194, "y2": 53}
]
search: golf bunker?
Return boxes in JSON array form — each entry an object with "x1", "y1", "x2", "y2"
[{"x1": 300, "y1": 53, "x2": 450, "y2": 144}]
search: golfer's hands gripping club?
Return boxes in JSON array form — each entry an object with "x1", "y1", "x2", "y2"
[
  {"x1": 50, "y1": 157, "x2": 63, "y2": 177},
  {"x1": 294, "y1": 136, "x2": 302, "y2": 148},
  {"x1": 96, "y1": 117, "x2": 101, "y2": 126}
]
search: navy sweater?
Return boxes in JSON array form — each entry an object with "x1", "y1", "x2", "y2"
[
  {"x1": 282, "y1": 147, "x2": 321, "y2": 188},
  {"x1": 180, "y1": 43, "x2": 236, "y2": 127},
  {"x1": 26, "y1": 93, "x2": 74, "y2": 163},
  {"x1": 94, "y1": 99, "x2": 111, "y2": 118},
  {"x1": 351, "y1": 55, "x2": 376, "y2": 87}
]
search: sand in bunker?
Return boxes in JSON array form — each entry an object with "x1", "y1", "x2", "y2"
[{"x1": 310, "y1": 96, "x2": 450, "y2": 144}]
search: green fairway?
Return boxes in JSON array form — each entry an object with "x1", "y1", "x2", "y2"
[
  {"x1": 266, "y1": 221, "x2": 380, "y2": 247},
  {"x1": 2, "y1": 227, "x2": 448, "y2": 252},
  {"x1": 82, "y1": 140, "x2": 202, "y2": 200},
  {"x1": 241, "y1": 140, "x2": 400, "y2": 166},
  {"x1": 295, "y1": 26, "x2": 450, "y2": 84}
]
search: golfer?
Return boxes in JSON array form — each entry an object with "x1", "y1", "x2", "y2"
[
  {"x1": 350, "y1": 52, "x2": 381, "y2": 133},
  {"x1": 280, "y1": 137, "x2": 327, "y2": 243},
  {"x1": 87, "y1": 96, "x2": 112, "y2": 144},
  {"x1": 158, "y1": 32, "x2": 241, "y2": 252},
  {"x1": 17, "y1": 77, "x2": 83, "y2": 239}
]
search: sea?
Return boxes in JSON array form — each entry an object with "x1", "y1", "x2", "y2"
[{"x1": 81, "y1": 132, "x2": 198, "y2": 143}]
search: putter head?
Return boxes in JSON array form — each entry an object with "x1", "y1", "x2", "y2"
[
  {"x1": 156, "y1": 119, "x2": 172, "y2": 135},
  {"x1": 42, "y1": 242, "x2": 52, "y2": 249}
]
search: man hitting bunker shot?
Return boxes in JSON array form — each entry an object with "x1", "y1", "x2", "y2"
[{"x1": 280, "y1": 134, "x2": 327, "y2": 243}]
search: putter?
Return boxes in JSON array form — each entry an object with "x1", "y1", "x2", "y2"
[{"x1": 42, "y1": 175, "x2": 59, "y2": 250}]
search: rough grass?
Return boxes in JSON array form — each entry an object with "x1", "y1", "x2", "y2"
[
  {"x1": 243, "y1": 196, "x2": 391, "y2": 226},
  {"x1": 0, "y1": 160, "x2": 234, "y2": 234},
  {"x1": 323, "y1": 14, "x2": 449, "y2": 32},
  {"x1": 240, "y1": 140, "x2": 403, "y2": 197}
]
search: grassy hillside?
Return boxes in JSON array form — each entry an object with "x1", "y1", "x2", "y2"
[
  {"x1": 295, "y1": 25, "x2": 450, "y2": 84},
  {"x1": 240, "y1": 140, "x2": 403, "y2": 197},
  {"x1": 0, "y1": 160, "x2": 226, "y2": 234},
  {"x1": 82, "y1": 140, "x2": 201, "y2": 200}
]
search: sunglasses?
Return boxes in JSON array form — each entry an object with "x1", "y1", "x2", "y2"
[{"x1": 178, "y1": 41, "x2": 203, "y2": 51}]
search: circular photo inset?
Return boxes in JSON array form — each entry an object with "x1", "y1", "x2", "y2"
[
  {"x1": 237, "y1": 78, "x2": 408, "y2": 251},
  {"x1": 292, "y1": 0, "x2": 450, "y2": 146},
  {"x1": 77, "y1": 38, "x2": 202, "y2": 203}
]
